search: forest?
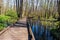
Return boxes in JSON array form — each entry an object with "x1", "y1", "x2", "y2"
[{"x1": 0, "y1": 0, "x2": 60, "y2": 40}]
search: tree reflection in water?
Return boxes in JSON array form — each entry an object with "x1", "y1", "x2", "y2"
[{"x1": 31, "y1": 21, "x2": 54, "y2": 40}]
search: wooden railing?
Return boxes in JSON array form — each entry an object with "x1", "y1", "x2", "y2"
[
  {"x1": 29, "y1": 26, "x2": 35, "y2": 40},
  {"x1": 27, "y1": 17, "x2": 35, "y2": 40}
]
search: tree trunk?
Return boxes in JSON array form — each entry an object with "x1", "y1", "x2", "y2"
[
  {"x1": 19, "y1": 0, "x2": 23, "y2": 18},
  {"x1": 57, "y1": 0, "x2": 60, "y2": 29},
  {"x1": 16, "y1": 0, "x2": 23, "y2": 18},
  {"x1": 57, "y1": 0, "x2": 60, "y2": 21},
  {"x1": 0, "y1": 0, "x2": 2, "y2": 14}
]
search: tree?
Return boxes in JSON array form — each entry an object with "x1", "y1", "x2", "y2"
[
  {"x1": 0, "y1": 0, "x2": 2, "y2": 14},
  {"x1": 57, "y1": 0, "x2": 60, "y2": 20},
  {"x1": 16, "y1": 0, "x2": 23, "y2": 18},
  {"x1": 57, "y1": 0, "x2": 60, "y2": 29},
  {"x1": 13, "y1": 0, "x2": 16, "y2": 11}
]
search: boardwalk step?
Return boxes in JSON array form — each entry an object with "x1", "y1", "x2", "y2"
[
  {"x1": 13, "y1": 23, "x2": 27, "y2": 27},
  {"x1": 16, "y1": 22, "x2": 26, "y2": 25}
]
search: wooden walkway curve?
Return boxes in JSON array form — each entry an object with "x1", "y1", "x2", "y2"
[{"x1": 0, "y1": 18, "x2": 28, "y2": 40}]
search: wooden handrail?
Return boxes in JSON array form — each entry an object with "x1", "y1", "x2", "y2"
[
  {"x1": 29, "y1": 26, "x2": 35, "y2": 40},
  {"x1": 26, "y1": 18, "x2": 35, "y2": 40}
]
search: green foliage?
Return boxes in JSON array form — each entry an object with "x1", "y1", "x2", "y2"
[
  {"x1": 0, "y1": 15, "x2": 11, "y2": 31},
  {"x1": 0, "y1": 26, "x2": 4, "y2": 31},
  {"x1": 50, "y1": 26, "x2": 60, "y2": 38},
  {"x1": 0, "y1": 9, "x2": 18, "y2": 31},
  {"x1": 55, "y1": 12, "x2": 59, "y2": 18},
  {"x1": 0, "y1": 15, "x2": 11, "y2": 23},
  {"x1": 48, "y1": 16, "x2": 56, "y2": 20},
  {"x1": 0, "y1": 23, "x2": 7, "y2": 31},
  {"x1": 5, "y1": 9, "x2": 18, "y2": 19},
  {"x1": 5, "y1": 9, "x2": 18, "y2": 24}
]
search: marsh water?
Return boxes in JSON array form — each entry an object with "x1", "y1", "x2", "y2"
[{"x1": 29, "y1": 20, "x2": 54, "y2": 40}]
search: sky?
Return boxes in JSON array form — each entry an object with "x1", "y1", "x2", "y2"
[{"x1": 3, "y1": 0, "x2": 14, "y2": 7}]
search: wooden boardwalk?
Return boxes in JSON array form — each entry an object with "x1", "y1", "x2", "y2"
[{"x1": 0, "y1": 18, "x2": 28, "y2": 40}]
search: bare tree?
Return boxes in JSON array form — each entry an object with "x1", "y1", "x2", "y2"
[
  {"x1": 16, "y1": 0, "x2": 23, "y2": 18},
  {"x1": 0, "y1": 0, "x2": 2, "y2": 14},
  {"x1": 57, "y1": 0, "x2": 60, "y2": 19},
  {"x1": 57, "y1": 0, "x2": 60, "y2": 29},
  {"x1": 13, "y1": 0, "x2": 15, "y2": 9}
]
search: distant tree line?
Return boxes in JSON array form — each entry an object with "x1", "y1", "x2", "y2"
[{"x1": 0, "y1": 0, "x2": 16, "y2": 14}]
